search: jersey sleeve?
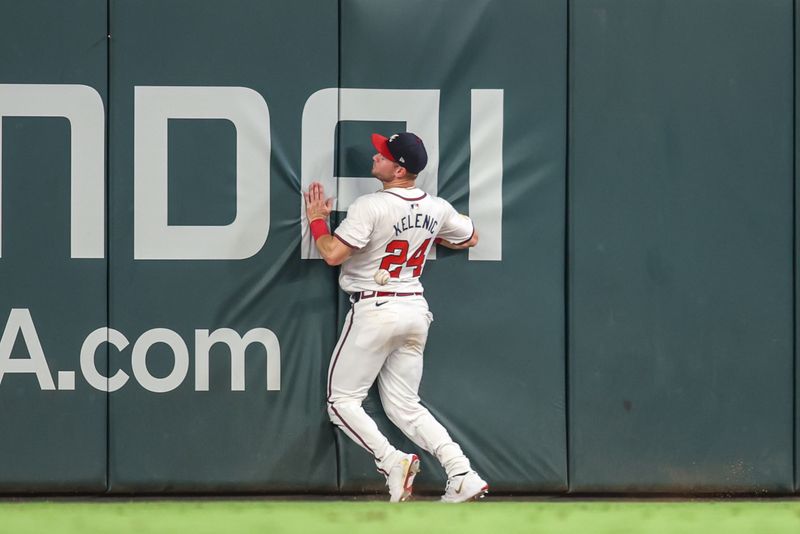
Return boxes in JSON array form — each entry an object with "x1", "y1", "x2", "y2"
[
  {"x1": 436, "y1": 200, "x2": 475, "y2": 245},
  {"x1": 333, "y1": 196, "x2": 375, "y2": 249}
]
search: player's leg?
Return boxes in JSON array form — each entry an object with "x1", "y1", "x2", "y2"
[
  {"x1": 378, "y1": 297, "x2": 488, "y2": 502},
  {"x1": 327, "y1": 304, "x2": 415, "y2": 483},
  {"x1": 377, "y1": 299, "x2": 472, "y2": 478}
]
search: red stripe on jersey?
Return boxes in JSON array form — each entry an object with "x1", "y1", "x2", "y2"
[
  {"x1": 453, "y1": 224, "x2": 475, "y2": 246},
  {"x1": 381, "y1": 190, "x2": 428, "y2": 201}
]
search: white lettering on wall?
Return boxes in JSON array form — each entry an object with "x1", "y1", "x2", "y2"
[
  {"x1": 0, "y1": 310, "x2": 283, "y2": 393},
  {"x1": 469, "y1": 89, "x2": 504, "y2": 261},
  {"x1": 134, "y1": 86, "x2": 271, "y2": 260},
  {"x1": 0, "y1": 84, "x2": 105, "y2": 259},
  {"x1": 195, "y1": 328, "x2": 281, "y2": 391},
  {"x1": 131, "y1": 328, "x2": 190, "y2": 393},
  {"x1": 0, "y1": 84, "x2": 502, "y2": 261},
  {"x1": 0, "y1": 308, "x2": 55, "y2": 389},
  {"x1": 80, "y1": 327, "x2": 130, "y2": 392}
]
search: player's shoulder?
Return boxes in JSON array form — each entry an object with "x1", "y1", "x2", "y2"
[
  {"x1": 428, "y1": 194, "x2": 450, "y2": 205},
  {"x1": 426, "y1": 193, "x2": 456, "y2": 212}
]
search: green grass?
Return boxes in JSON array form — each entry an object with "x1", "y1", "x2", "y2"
[{"x1": 1, "y1": 500, "x2": 799, "y2": 534}]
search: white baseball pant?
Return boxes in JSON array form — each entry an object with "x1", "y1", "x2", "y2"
[{"x1": 326, "y1": 294, "x2": 472, "y2": 477}]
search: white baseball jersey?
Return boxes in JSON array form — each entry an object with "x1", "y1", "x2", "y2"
[{"x1": 333, "y1": 187, "x2": 474, "y2": 293}]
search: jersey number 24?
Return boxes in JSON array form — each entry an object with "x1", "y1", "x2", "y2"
[{"x1": 379, "y1": 239, "x2": 432, "y2": 278}]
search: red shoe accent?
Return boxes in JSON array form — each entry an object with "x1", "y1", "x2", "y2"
[{"x1": 401, "y1": 454, "x2": 420, "y2": 501}]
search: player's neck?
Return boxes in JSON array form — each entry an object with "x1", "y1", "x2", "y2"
[{"x1": 381, "y1": 178, "x2": 416, "y2": 190}]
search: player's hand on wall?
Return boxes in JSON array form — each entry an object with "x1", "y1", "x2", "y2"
[{"x1": 304, "y1": 182, "x2": 334, "y2": 222}]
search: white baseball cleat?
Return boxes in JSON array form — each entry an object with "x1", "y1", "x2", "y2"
[
  {"x1": 386, "y1": 453, "x2": 421, "y2": 503},
  {"x1": 440, "y1": 471, "x2": 489, "y2": 503}
]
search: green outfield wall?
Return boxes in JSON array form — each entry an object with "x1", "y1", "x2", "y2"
[
  {"x1": 0, "y1": 0, "x2": 108, "y2": 492},
  {"x1": 569, "y1": 0, "x2": 795, "y2": 493},
  {"x1": 0, "y1": 0, "x2": 796, "y2": 494}
]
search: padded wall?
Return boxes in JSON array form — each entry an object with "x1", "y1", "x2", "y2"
[
  {"x1": 1, "y1": 0, "x2": 798, "y2": 495},
  {"x1": 569, "y1": 0, "x2": 795, "y2": 492},
  {"x1": 107, "y1": 0, "x2": 339, "y2": 492},
  {"x1": 0, "y1": 0, "x2": 107, "y2": 491},
  {"x1": 795, "y1": 0, "x2": 800, "y2": 495}
]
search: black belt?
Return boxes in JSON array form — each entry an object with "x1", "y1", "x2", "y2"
[{"x1": 352, "y1": 291, "x2": 423, "y2": 303}]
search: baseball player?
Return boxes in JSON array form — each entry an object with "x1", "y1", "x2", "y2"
[{"x1": 304, "y1": 132, "x2": 488, "y2": 503}]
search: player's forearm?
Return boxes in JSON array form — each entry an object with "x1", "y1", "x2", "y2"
[
  {"x1": 438, "y1": 240, "x2": 468, "y2": 250},
  {"x1": 309, "y1": 218, "x2": 351, "y2": 266},
  {"x1": 315, "y1": 234, "x2": 347, "y2": 266},
  {"x1": 438, "y1": 229, "x2": 479, "y2": 250}
]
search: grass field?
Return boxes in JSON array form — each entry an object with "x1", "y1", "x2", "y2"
[{"x1": 1, "y1": 500, "x2": 800, "y2": 534}]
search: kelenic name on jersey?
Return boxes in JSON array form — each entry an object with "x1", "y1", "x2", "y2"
[{"x1": 393, "y1": 212, "x2": 440, "y2": 237}]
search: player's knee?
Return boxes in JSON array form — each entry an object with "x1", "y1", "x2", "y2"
[
  {"x1": 326, "y1": 398, "x2": 360, "y2": 424},
  {"x1": 326, "y1": 402, "x2": 337, "y2": 423},
  {"x1": 383, "y1": 398, "x2": 424, "y2": 427}
]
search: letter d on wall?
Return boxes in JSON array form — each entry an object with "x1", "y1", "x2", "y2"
[{"x1": 134, "y1": 87, "x2": 270, "y2": 259}]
